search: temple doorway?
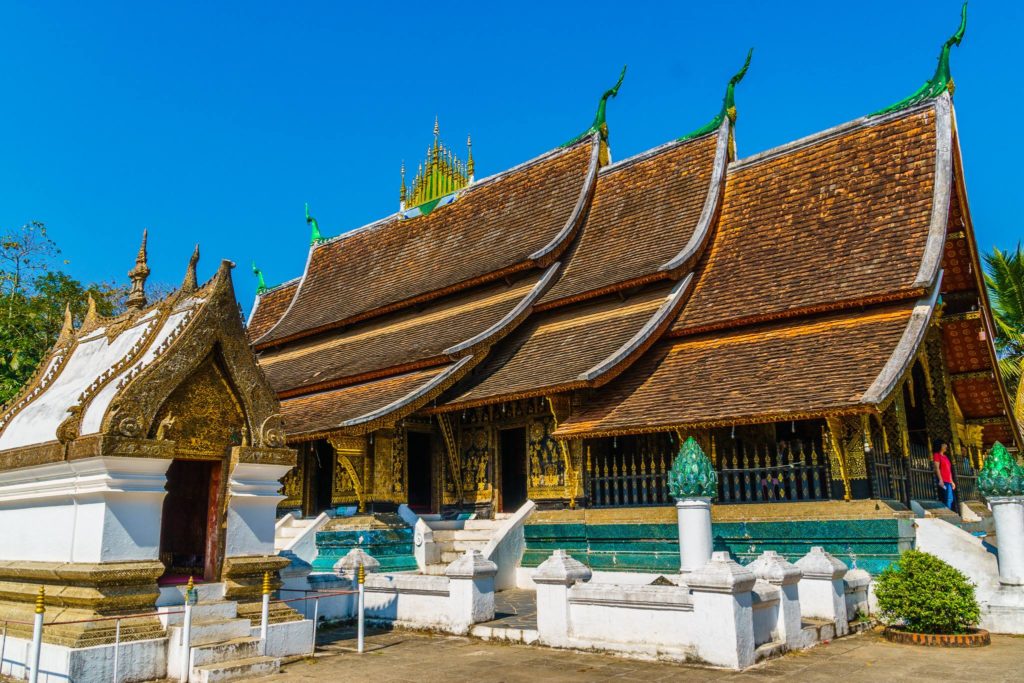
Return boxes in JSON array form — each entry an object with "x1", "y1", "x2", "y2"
[
  {"x1": 159, "y1": 459, "x2": 221, "y2": 583},
  {"x1": 304, "y1": 440, "x2": 335, "y2": 516},
  {"x1": 407, "y1": 431, "x2": 433, "y2": 513},
  {"x1": 500, "y1": 427, "x2": 527, "y2": 512}
]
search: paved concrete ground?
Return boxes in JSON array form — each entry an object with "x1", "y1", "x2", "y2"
[
  {"x1": 262, "y1": 624, "x2": 1023, "y2": 682},
  {"x1": 487, "y1": 588, "x2": 537, "y2": 630}
]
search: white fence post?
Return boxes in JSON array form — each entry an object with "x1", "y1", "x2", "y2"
[
  {"x1": 686, "y1": 551, "x2": 757, "y2": 669},
  {"x1": 112, "y1": 618, "x2": 121, "y2": 683},
  {"x1": 310, "y1": 596, "x2": 319, "y2": 656},
  {"x1": 747, "y1": 550, "x2": 803, "y2": 648},
  {"x1": 179, "y1": 577, "x2": 195, "y2": 683},
  {"x1": 356, "y1": 564, "x2": 365, "y2": 654},
  {"x1": 795, "y1": 546, "x2": 849, "y2": 635},
  {"x1": 533, "y1": 550, "x2": 592, "y2": 647},
  {"x1": 260, "y1": 572, "x2": 271, "y2": 656},
  {"x1": 28, "y1": 587, "x2": 44, "y2": 683}
]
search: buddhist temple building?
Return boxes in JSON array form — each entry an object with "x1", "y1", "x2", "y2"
[
  {"x1": 249, "y1": 8, "x2": 1016, "y2": 570},
  {"x1": 0, "y1": 240, "x2": 310, "y2": 678}
]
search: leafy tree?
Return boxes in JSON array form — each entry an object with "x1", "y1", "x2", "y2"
[
  {"x1": 0, "y1": 223, "x2": 121, "y2": 405},
  {"x1": 984, "y1": 244, "x2": 1024, "y2": 397}
]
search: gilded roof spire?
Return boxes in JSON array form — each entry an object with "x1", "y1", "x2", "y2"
[
  {"x1": 679, "y1": 48, "x2": 753, "y2": 146},
  {"x1": 404, "y1": 118, "x2": 472, "y2": 214},
  {"x1": 56, "y1": 303, "x2": 74, "y2": 346},
  {"x1": 182, "y1": 244, "x2": 200, "y2": 293},
  {"x1": 306, "y1": 202, "x2": 324, "y2": 245},
  {"x1": 125, "y1": 229, "x2": 150, "y2": 312},
  {"x1": 872, "y1": 2, "x2": 967, "y2": 116},
  {"x1": 399, "y1": 161, "x2": 407, "y2": 209},
  {"x1": 252, "y1": 261, "x2": 268, "y2": 295},
  {"x1": 563, "y1": 66, "x2": 627, "y2": 160},
  {"x1": 467, "y1": 135, "x2": 474, "y2": 181}
]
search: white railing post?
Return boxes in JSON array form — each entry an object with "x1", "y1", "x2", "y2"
[
  {"x1": 179, "y1": 577, "x2": 196, "y2": 683},
  {"x1": 28, "y1": 587, "x2": 44, "y2": 683},
  {"x1": 356, "y1": 563, "x2": 365, "y2": 654},
  {"x1": 1, "y1": 620, "x2": 8, "y2": 678},
  {"x1": 112, "y1": 618, "x2": 121, "y2": 683},
  {"x1": 310, "y1": 596, "x2": 319, "y2": 656},
  {"x1": 260, "y1": 572, "x2": 271, "y2": 656}
]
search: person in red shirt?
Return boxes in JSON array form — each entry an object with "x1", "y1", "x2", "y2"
[{"x1": 932, "y1": 441, "x2": 956, "y2": 511}]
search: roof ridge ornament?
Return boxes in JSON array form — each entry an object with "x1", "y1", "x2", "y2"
[
  {"x1": 182, "y1": 244, "x2": 200, "y2": 293},
  {"x1": 306, "y1": 203, "x2": 325, "y2": 245},
  {"x1": 56, "y1": 303, "x2": 74, "y2": 346},
  {"x1": 563, "y1": 66, "x2": 627, "y2": 165},
  {"x1": 871, "y1": 2, "x2": 967, "y2": 117},
  {"x1": 401, "y1": 119, "x2": 473, "y2": 217},
  {"x1": 252, "y1": 262, "x2": 268, "y2": 295},
  {"x1": 125, "y1": 229, "x2": 150, "y2": 312},
  {"x1": 679, "y1": 48, "x2": 753, "y2": 152}
]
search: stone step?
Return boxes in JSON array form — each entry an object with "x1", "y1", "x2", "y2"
[
  {"x1": 162, "y1": 600, "x2": 238, "y2": 626},
  {"x1": 432, "y1": 528, "x2": 495, "y2": 542},
  {"x1": 440, "y1": 551, "x2": 464, "y2": 563},
  {"x1": 170, "y1": 618, "x2": 252, "y2": 647},
  {"x1": 190, "y1": 637, "x2": 261, "y2": 669},
  {"x1": 423, "y1": 564, "x2": 449, "y2": 576},
  {"x1": 450, "y1": 539, "x2": 492, "y2": 552},
  {"x1": 463, "y1": 519, "x2": 503, "y2": 530},
  {"x1": 194, "y1": 655, "x2": 280, "y2": 683}
]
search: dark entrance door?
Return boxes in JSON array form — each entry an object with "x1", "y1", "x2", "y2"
[
  {"x1": 500, "y1": 428, "x2": 527, "y2": 512},
  {"x1": 407, "y1": 431, "x2": 433, "y2": 513},
  {"x1": 159, "y1": 459, "x2": 219, "y2": 583},
  {"x1": 304, "y1": 440, "x2": 335, "y2": 516}
]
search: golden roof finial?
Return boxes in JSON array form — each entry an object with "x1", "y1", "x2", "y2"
[
  {"x1": 57, "y1": 303, "x2": 74, "y2": 345},
  {"x1": 126, "y1": 228, "x2": 150, "y2": 312},
  {"x1": 433, "y1": 115, "x2": 439, "y2": 137},
  {"x1": 83, "y1": 294, "x2": 98, "y2": 328},
  {"x1": 403, "y1": 119, "x2": 472, "y2": 213},
  {"x1": 467, "y1": 135, "x2": 474, "y2": 180},
  {"x1": 399, "y1": 160, "x2": 407, "y2": 207},
  {"x1": 182, "y1": 243, "x2": 200, "y2": 293}
]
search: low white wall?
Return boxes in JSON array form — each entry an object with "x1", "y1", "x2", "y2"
[
  {"x1": 484, "y1": 501, "x2": 535, "y2": 591},
  {"x1": 0, "y1": 457, "x2": 170, "y2": 564},
  {"x1": 0, "y1": 634, "x2": 167, "y2": 683}
]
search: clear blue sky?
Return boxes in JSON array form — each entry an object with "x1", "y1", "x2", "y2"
[{"x1": 1, "y1": 1, "x2": 1021, "y2": 312}]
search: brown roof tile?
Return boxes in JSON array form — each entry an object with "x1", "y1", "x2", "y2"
[
  {"x1": 438, "y1": 282, "x2": 685, "y2": 410},
  {"x1": 672, "y1": 106, "x2": 942, "y2": 335},
  {"x1": 260, "y1": 270, "x2": 548, "y2": 395},
  {"x1": 555, "y1": 303, "x2": 918, "y2": 438},
  {"x1": 539, "y1": 133, "x2": 721, "y2": 306},
  {"x1": 256, "y1": 139, "x2": 598, "y2": 347},
  {"x1": 280, "y1": 365, "x2": 452, "y2": 439},
  {"x1": 247, "y1": 282, "x2": 297, "y2": 341}
]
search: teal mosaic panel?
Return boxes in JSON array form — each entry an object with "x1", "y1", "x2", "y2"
[
  {"x1": 312, "y1": 527, "x2": 418, "y2": 573},
  {"x1": 523, "y1": 518, "x2": 914, "y2": 575}
]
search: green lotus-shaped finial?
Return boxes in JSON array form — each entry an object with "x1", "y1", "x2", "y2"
[
  {"x1": 978, "y1": 442, "x2": 1024, "y2": 498},
  {"x1": 668, "y1": 437, "x2": 718, "y2": 500}
]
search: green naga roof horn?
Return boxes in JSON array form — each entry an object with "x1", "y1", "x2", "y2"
[
  {"x1": 872, "y1": 2, "x2": 967, "y2": 117},
  {"x1": 563, "y1": 65, "x2": 627, "y2": 159},
  {"x1": 306, "y1": 202, "x2": 325, "y2": 245},
  {"x1": 679, "y1": 48, "x2": 753, "y2": 143},
  {"x1": 252, "y1": 261, "x2": 268, "y2": 295}
]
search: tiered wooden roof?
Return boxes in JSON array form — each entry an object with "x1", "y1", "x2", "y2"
[{"x1": 250, "y1": 34, "x2": 1019, "y2": 450}]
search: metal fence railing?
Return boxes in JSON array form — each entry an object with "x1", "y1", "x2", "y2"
[{"x1": 1, "y1": 572, "x2": 365, "y2": 683}]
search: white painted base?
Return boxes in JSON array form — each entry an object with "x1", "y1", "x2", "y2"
[
  {"x1": 249, "y1": 619, "x2": 315, "y2": 658},
  {"x1": 0, "y1": 635, "x2": 167, "y2": 683},
  {"x1": 981, "y1": 584, "x2": 1024, "y2": 634}
]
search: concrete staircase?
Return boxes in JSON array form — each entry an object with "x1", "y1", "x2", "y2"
[
  {"x1": 274, "y1": 514, "x2": 322, "y2": 553},
  {"x1": 163, "y1": 582, "x2": 280, "y2": 682},
  {"x1": 423, "y1": 514, "x2": 510, "y2": 575}
]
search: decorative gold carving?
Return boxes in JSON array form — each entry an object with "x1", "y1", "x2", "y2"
[
  {"x1": 545, "y1": 396, "x2": 577, "y2": 506},
  {"x1": 527, "y1": 415, "x2": 567, "y2": 500},
  {"x1": 329, "y1": 435, "x2": 367, "y2": 510},
  {"x1": 280, "y1": 443, "x2": 306, "y2": 508},
  {"x1": 150, "y1": 356, "x2": 245, "y2": 456},
  {"x1": 438, "y1": 413, "x2": 464, "y2": 505},
  {"x1": 460, "y1": 425, "x2": 493, "y2": 503},
  {"x1": 824, "y1": 417, "x2": 856, "y2": 500},
  {"x1": 371, "y1": 428, "x2": 407, "y2": 503}
]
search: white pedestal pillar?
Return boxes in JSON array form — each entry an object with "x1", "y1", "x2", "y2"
[
  {"x1": 795, "y1": 546, "x2": 849, "y2": 636},
  {"x1": 445, "y1": 549, "x2": 498, "y2": 633},
  {"x1": 677, "y1": 497, "x2": 713, "y2": 573},
  {"x1": 747, "y1": 550, "x2": 803, "y2": 648},
  {"x1": 686, "y1": 551, "x2": 757, "y2": 669},
  {"x1": 533, "y1": 550, "x2": 592, "y2": 647},
  {"x1": 989, "y1": 496, "x2": 1024, "y2": 586}
]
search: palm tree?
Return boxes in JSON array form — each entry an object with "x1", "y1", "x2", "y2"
[{"x1": 984, "y1": 244, "x2": 1024, "y2": 397}]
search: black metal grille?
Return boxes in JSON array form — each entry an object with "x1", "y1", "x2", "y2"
[{"x1": 716, "y1": 440, "x2": 831, "y2": 504}]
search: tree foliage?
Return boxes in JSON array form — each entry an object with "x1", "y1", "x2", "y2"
[
  {"x1": 874, "y1": 550, "x2": 980, "y2": 634},
  {"x1": 984, "y1": 244, "x2": 1024, "y2": 397},
  {"x1": 0, "y1": 223, "x2": 121, "y2": 405}
]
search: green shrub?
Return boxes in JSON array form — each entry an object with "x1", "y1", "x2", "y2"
[{"x1": 874, "y1": 550, "x2": 980, "y2": 634}]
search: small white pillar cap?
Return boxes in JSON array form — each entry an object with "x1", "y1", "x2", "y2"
[
  {"x1": 795, "y1": 546, "x2": 848, "y2": 580},
  {"x1": 533, "y1": 549, "x2": 593, "y2": 586}
]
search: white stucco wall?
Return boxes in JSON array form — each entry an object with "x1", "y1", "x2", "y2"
[{"x1": 225, "y1": 462, "x2": 291, "y2": 558}]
